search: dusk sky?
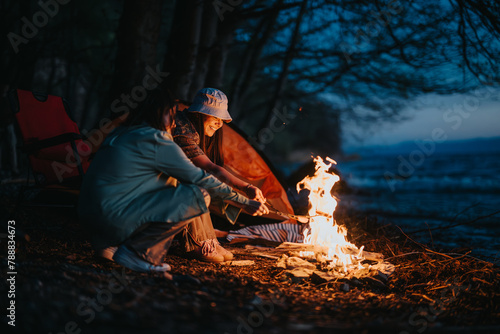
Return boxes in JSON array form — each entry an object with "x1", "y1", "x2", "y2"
[{"x1": 343, "y1": 90, "x2": 500, "y2": 149}]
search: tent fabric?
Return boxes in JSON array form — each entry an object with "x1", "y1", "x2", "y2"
[
  {"x1": 11, "y1": 89, "x2": 90, "y2": 184},
  {"x1": 223, "y1": 124, "x2": 295, "y2": 218}
]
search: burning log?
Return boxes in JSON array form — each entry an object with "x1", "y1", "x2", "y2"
[
  {"x1": 222, "y1": 260, "x2": 255, "y2": 266},
  {"x1": 276, "y1": 242, "x2": 384, "y2": 262},
  {"x1": 274, "y1": 244, "x2": 394, "y2": 281}
]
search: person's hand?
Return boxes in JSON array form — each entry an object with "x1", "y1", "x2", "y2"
[
  {"x1": 245, "y1": 184, "x2": 266, "y2": 203},
  {"x1": 243, "y1": 200, "x2": 270, "y2": 216}
]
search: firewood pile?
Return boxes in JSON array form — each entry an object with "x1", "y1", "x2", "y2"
[{"x1": 233, "y1": 242, "x2": 394, "y2": 286}]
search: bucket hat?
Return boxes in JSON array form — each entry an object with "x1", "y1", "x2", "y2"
[{"x1": 187, "y1": 88, "x2": 232, "y2": 122}]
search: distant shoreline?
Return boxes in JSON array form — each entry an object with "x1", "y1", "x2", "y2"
[{"x1": 343, "y1": 136, "x2": 500, "y2": 156}]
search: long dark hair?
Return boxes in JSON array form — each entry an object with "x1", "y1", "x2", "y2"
[
  {"x1": 187, "y1": 112, "x2": 224, "y2": 166},
  {"x1": 123, "y1": 87, "x2": 176, "y2": 131}
]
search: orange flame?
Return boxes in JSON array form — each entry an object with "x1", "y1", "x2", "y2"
[{"x1": 298, "y1": 156, "x2": 364, "y2": 272}]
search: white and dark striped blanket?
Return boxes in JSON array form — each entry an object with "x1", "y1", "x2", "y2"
[{"x1": 226, "y1": 222, "x2": 308, "y2": 243}]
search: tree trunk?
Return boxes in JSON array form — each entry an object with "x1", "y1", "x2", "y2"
[
  {"x1": 163, "y1": 0, "x2": 203, "y2": 101},
  {"x1": 188, "y1": 1, "x2": 219, "y2": 98},
  {"x1": 259, "y1": 0, "x2": 308, "y2": 130},
  {"x1": 205, "y1": 20, "x2": 233, "y2": 90},
  {"x1": 2, "y1": 1, "x2": 38, "y2": 90},
  {"x1": 109, "y1": 0, "x2": 163, "y2": 103},
  {"x1": 229, "y1": 0, "x2": 284, "y2": 120}
]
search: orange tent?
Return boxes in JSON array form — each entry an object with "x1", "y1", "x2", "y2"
[{"x1": 222, "y1": 124, "x2": 294, "y2": 220}]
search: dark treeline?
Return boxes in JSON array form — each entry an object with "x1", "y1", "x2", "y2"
[{"x1": 1, "y1": 0, "x2": 499, "y2": 169}]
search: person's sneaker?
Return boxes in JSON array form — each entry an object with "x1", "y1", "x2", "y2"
[
  {"x1": 214, "y1": 240, "x2": 233, "y2": 261},
  {"x1": 113, "y1": 245, "x2": 171, "y2": 273},
  {"x1": 188, "y1": 239, "x2": 224, "y2": 263},
  {"x1": 95, "y1": 246, "x2": 118, "y2": 261}
]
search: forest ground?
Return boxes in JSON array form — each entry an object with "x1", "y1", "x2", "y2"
[{"x1": 1, "y1": 183, "x2": 499, "y2": 334}]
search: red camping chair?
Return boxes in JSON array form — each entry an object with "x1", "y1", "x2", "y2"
[{"x1": 8, "y1": 89, "x2": 91, "y2": 206}]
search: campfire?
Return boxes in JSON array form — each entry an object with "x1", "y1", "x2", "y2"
[
  {"x1": 266, "y1": 156, "x2": 394, "y2": 283},
  {"x1": 296, "y1": 156, "x2": 365, "y2": 272}
]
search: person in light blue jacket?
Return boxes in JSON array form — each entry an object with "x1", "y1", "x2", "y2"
[{"x1": 78, "y1": 88, "x2": 268, "y2": 273}]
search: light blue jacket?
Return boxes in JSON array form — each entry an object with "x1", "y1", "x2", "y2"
[{"x1": 78, "y1": 124, "x2": 249, "y2": 249}]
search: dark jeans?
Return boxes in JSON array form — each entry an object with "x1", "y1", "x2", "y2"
[{"x1": 123, "y1": 188, "x2": 216, "y2": 265}]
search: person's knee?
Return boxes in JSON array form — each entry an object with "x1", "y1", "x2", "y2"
[{"x1": 199, "y1": 188, "x2": 211, "y2": 207}]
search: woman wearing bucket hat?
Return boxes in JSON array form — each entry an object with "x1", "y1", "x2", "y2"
[
  {"x1": 174, "y1": 88, "x2": 266, "y2": 203},
  {"x1": 173, "y1": 88, "x2": 268, "y2": 260}
]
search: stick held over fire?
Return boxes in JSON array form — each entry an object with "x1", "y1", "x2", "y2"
[{"x1": 264, "y1": 200, "x2": 332, "y2": 224}]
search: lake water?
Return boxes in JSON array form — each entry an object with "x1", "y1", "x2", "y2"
[{"x1": 334, "y1": 146, "x2": 500, "y2": 262}]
